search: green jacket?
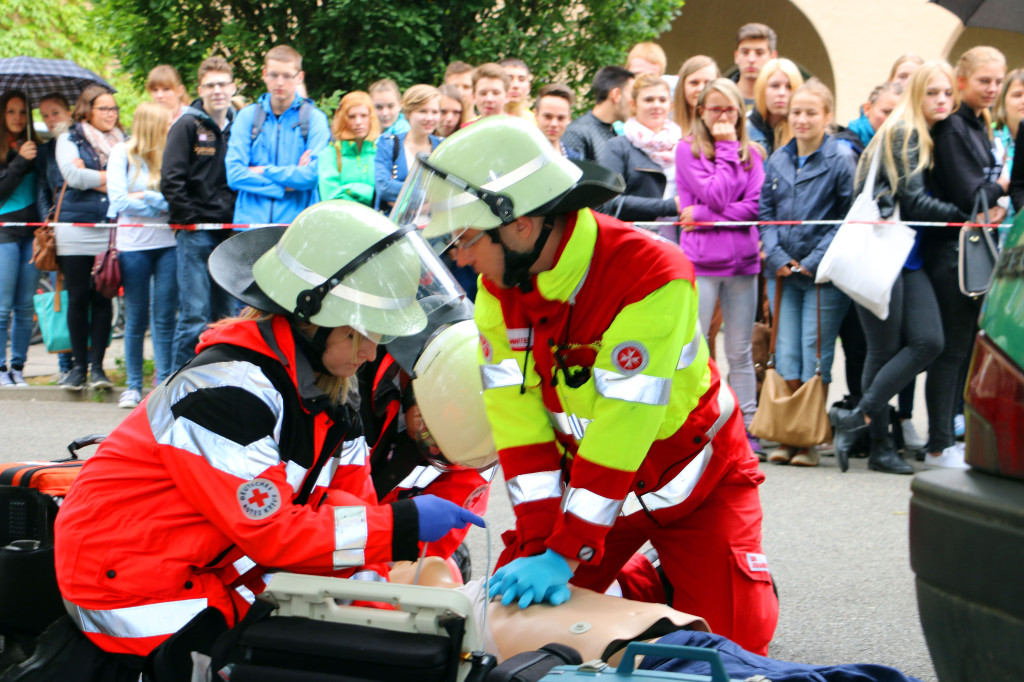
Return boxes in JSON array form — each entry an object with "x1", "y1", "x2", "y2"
[{"x1": 317, "y1": 139, "x2": 377, "y2": 206}]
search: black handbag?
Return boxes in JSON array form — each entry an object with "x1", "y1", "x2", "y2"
[{"x1": 958, "y1": 191, "x2": 1000, "y2": 298}]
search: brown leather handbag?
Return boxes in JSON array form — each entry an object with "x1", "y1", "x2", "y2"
[
  {"x1": 30, "y1": 182, "x2": 67, "y2": 272},
  {"x1": 748, "y1": 277, "x2": 833, "y2": 448},
  {"x1": 91, "y1": 228, "x2": 121, "y2": 298}
]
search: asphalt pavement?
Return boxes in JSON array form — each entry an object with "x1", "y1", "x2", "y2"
[{"x1": 1, "y1": 334, "x2": 938, "y2": 681}]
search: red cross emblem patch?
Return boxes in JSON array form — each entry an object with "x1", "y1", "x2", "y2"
[
  {"x1": 480, "y1": 334, "x2": 493, "y2": 363},
  {"x1": 612, "y1": 341, "x2": 649, "y2": 375},
  {"x1": 237, "y1": 479, "x2": 282, "y2": 520}
]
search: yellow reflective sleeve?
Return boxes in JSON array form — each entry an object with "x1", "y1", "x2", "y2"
[
  {"x1": 563, "y1": 279, "x2": 710, "y2": 473},
  {"x1": 475, "y1": 285, "x2": 557, "y2": 452}
]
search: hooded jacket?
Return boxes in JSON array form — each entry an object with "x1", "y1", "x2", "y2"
[
  {"x1": 55, "y1": 316, "x2": 419, "y2": 657},
  {"x1": 161, "y1": 99, "x2": 237, "y2": 225},
  {"x1": 225, "y1": 94, "x2": 330, "y2": 225},
  {"x1": 758, "y1": 135, "x2": 857, "y2": 276}
]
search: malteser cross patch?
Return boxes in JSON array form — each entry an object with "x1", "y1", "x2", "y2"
[{"x1": 612, "y1": 341, "x2": 649, "y2": 375}]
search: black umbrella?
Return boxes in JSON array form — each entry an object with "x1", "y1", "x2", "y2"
[
  {"x1": 930, "y1": 0, "x2": 1024, "y2": 34},
  {"x1": 0, "y1": 56, "x2": 116, "y2": 106}
]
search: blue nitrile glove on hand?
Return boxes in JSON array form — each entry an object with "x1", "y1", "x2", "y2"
[
  {"x1": 488, "y1": 548, "x2": 574, "y2": 608},
  {"x1": 412, "y1": 494, "x2": 486, "y2": 543}
]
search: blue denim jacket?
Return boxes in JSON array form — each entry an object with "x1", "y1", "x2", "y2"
[
  {"x1": 758, "y1": 135, "x2": 857, "y2": 276},
  {"x1": 225, "y1": 94, "x2": 330, "y2": 225}
]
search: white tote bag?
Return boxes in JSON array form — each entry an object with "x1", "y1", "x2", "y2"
[{"x1": 816, "y1": 148, "x2": 916, "y2": 320}]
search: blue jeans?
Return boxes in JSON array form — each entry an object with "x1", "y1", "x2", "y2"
[
  {"x1": 120, "y1": 247, "x2": 178, "y2": 390},
  {"x1": 773, "y1": 276, "x2": 849, "y2": 384},
  {"x1": 172, "y1": 230, "x2": 236, "y2": 369},
  {"x1": 0, "y1": 237, "x2": 38, "y2": 369}
]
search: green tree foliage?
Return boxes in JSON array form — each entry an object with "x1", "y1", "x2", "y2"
[
  {"x1": 2, "y1": 0, "x2": 145, "y2": 124},
  {"x1": 97, "y1": 0, "x2": 683, "y2": 110}
]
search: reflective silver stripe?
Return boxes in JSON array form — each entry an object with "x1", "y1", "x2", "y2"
[
  {"x1": 148, "y1": 362, "x2": 284, "y2": 480},
  {"x1": 337, "y1": 437, "x2": 369, "y2": 467},
  {"x1": 561, "y1": 486, "x2": 622, "y2": 527},
  {"x1": 481, "y1": 359, "x2": 524, "y2": 390},
  {"x1": 506, "y1": 470, "x2": 563, "y2": 507},
  {"x1": 232, "y1": 555, "x2": 257, "y2": 576},
  {"x1": 68, "y1": 598, "x2": 208, "y2": 639},
  {"x1": 593, "y1": 368, "x2": 671, "y2": 405},
  {"x1": 274, "y1": 242, "x2": 415, "y2": 311},
  {"x1": 284, "y1": 460, "x2": 309, "y2": 491},
  {"x1": 332, "y1": 506, "x2": 368, "y2": 569},
  {"x1": 397, "y1": 465, "x2": 443, "y2": 491},
  {"x1": 677, "y1": 322, "x2": 703, "y2": 370},
  {"x1": 621, "y1": 387, "x2": 736, "y2": 516},
  {"x1": 434, "y1": 154, "x2": 552, "y2": 212},
  {"x1": 235, "y1": 585, "x2": 256, "y2": 604},
  {"x1": 548, "y1": 411, "x2": 592, "y2": 441},
  {"x1": 349, "y1": 570, "x2": 388, "y2": 583}
]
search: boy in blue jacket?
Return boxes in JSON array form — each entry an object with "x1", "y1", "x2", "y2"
[{"x1": 225, "y1": 45, "x2": 329, "y2": 225}]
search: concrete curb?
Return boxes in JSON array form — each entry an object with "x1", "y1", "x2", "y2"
[{"x1": 0, "y1": 385, "x2": 150, "y2": 403}]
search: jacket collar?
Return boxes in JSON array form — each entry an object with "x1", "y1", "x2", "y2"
[{"x1": 534, "y1": 209, "x2": 598, "y2": 303}]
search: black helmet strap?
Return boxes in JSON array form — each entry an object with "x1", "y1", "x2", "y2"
[
  {"x1": 294, "y1": 223, "x2": 416, "y2": 322},
  {"x1": 490, "y1": 215, "x2": 557, "y2": 292}
]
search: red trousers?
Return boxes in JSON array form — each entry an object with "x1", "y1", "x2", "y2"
[{"x1": 570, "y1": 408, "x2": 779, "y2": 655}]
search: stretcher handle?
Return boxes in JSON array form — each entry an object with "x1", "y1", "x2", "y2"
[
  {"x1": 615, "y1": 642, "x2": 730, "y2": 681},
  {"x1": 65, "y1": 434, "x2": 106, "y2": 460}
]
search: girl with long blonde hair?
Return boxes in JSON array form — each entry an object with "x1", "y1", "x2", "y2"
[
  {"x1": 748, "y1": 58, "x2": 803, "y2": 159},
  {"x1": 106, "y1": 101, "x2": 177, "y2": 408}
]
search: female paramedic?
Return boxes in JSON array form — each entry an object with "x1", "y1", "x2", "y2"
[
  {"x1": 396, "y1": 116, "x2": 779, "y2": 655},
  {"x1": 53, "y1": 200, "x2": 484, "y2": 664}
]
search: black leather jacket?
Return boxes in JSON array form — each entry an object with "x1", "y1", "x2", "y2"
[{"x1": 596, "y1": 135, "x2": 677, "y2": 221}]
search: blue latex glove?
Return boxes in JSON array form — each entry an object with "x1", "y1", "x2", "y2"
[
  {"x1": 488, "y1": 548, "x2": 574, "y2": 608},
  {"x1": 412, "y1": 494, "x2": 486, "y2": 542}
]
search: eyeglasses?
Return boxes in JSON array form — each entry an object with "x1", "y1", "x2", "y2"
[
  {"x1": 452, "y1": 231, "x2": 487, "y2": 250},
  {"x1": 94, "y1": 106, "x2": 119, "y2": 114},
  {"x1": 199, "y1": 81, "x2": 234, "y2": 91},
  {"x1": 265, "y1": 72, "x2": 298, "y2": 81},
  {"x1": 705, "y1": 106, "x2": 739, "y2": 117}
]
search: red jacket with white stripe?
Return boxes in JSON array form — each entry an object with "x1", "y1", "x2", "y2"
[{"x1": 54, "y1": 316, "x2": 420, "y2": 656}]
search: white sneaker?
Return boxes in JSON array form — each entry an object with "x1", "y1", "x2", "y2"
[
  {"x1": 954, "y1": 413, "x2": 966, "y2": 440},
  {"x1": 0, "y1": 371, "x2": 13, "y2": 388},
  {"x1": 925, "y1": 443, "x2": 969, "y2": 469},
  {"x1": 118, "y1": 388, "x2": 142, "y2": 409},
  {"x1": 901, "y1": 420, "x2": 926, "y2": 450}
]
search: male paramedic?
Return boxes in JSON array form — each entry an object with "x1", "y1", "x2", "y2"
[{"x1": 398, "y1": 115, "x2": 778, "y2": 654}]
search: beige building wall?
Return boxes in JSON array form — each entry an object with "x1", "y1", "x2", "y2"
[{"x1": 659, "y1": 0, "x2": 1021, "y2": 125}]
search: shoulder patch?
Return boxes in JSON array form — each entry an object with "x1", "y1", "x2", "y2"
[
  {"x1": 612, "y1": 341, "x2": 649, "y2": 376},
  {"x1": 238, "y1": 478, "x2": 282, "y2": 519},
  {"x1": 480, "y1": 334, "x2": 493, "y2": 363}
]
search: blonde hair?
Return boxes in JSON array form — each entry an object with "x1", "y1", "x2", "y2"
[
  {"x1": 690, "y1": 79, "x2": 755, "y2": 169},
  {"x1": 956, "y1": 46, "x2": 1006, "y2": 135},
  {"x1": 401, "y1": 84, "x2": 441, "y2": 116},
  {"x1": 631, "y1": 73, "x2": 670, "y2": 105},
  {"x1": 888, "y1": 54, "x2": 924, "y2": 82},
  {"x1": 792, "y1": 78, "x2": 834, "y2": 115},
  {"x1": 674, "y1": 55, "x2": 719, "y2": 135},
  {"x1": 626, "y1": 42, "x2": 667, "y2": 74},
  {"x1": 857, "y1": 61, "x2": 959, "y2": 201},
  {"x1": 753, "y1": 58, "x2": 804, "y2": 151},
  {"x1": 213, "y1": 310, "x2": 355, "y2": 405},
  {"x1": 126, "y1": 102, "x2": 170, "y2": 191},
  {"x1": 994, "y1": 69, "x2": 1024, "y2": 132},
  {"x1": 146, "y1": 65, "x2": 188, "y2": 106}
]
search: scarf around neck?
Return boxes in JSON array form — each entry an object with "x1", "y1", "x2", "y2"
[
  {"x1": 623, "y1": 117, "x2": 682, "y2": 169},
  {"x1": 79, "y1": 121, "x2": 124, "y2": 167}
]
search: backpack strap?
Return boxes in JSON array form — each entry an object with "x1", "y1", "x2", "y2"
[
  {"x1": 249, "y1": 104, "x2": 267, "y2": 143},
  {"x1": 252, "y1": 100, "x2": 312, "y2": 143}
]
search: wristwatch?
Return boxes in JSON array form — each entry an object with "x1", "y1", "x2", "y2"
[{"x1": 791, "y1": 264, "x2": 802, "y2": 273}]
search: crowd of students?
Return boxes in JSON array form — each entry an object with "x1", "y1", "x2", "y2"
[{"x1": 1, "y1": 26, "x2": 1022, "y2": 473}]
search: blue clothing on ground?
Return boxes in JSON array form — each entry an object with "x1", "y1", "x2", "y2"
[
  {"x1": 641, "y1": 630, "x2": 925, "y2": 682},
  {"x1": 225, "y1": 94, "x2": 330, "y2": 225}
]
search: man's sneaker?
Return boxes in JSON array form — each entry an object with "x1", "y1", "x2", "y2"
[
  {"x1": 89, "y1": 368, "x2": 113, "y2": 390},
  {"x1": 901, "y1": 420, "x2": 926, "y2": 450},
  {"x1": 8, "y1": 368, "x2": 28, "y2": 387},
  {"x1": 0, "y1": 371, "x2": 13, "y2": 388},
  {"x1": 925, "y1": 443, "x2": 969, "y2": 469},
  {"x1": 62, "y1": 367, "x2": 87, "y2": 391},
  {"x1": 790, "y1": 447, "x2": 820, "y2": 467},
  {"x1": 118, "y1": 388, "x2": 142, "y2": 410},
  {"x1": 953, "y1": 414, "x2": 966, "y2": 440}
]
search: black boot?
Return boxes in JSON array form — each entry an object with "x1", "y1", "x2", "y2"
[
  {"x1": 868, "y1": 435, "x2": 914, "y2": 475},
  {"x1": 831, "y1": 407, "x2": 867, "y2": 473}
]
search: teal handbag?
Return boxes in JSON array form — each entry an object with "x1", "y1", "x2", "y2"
[{"x1": 32, "y1": 285, "x2": 72, "y2": 354}]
